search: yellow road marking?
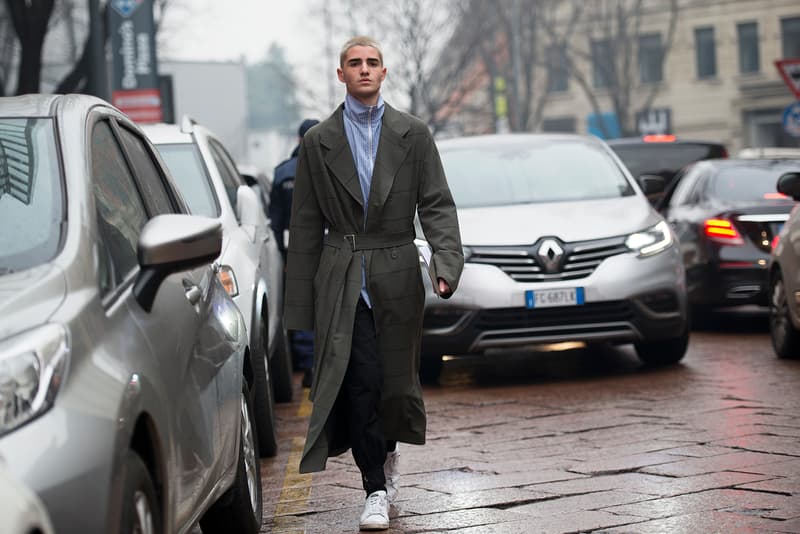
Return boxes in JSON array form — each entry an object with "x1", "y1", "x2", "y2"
[{"x1": 270, "y1": 390, "x2": 313, "y2": 533}]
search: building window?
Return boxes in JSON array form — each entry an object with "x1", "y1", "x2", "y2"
[
  {"x1": 781, "y1": 17, "x2": 800, "y2": 58},
  {"x1": 638, "y1": 33, "x2": 663, "y2": 84},
  {"x1": 694, "y1": 27, "x2": 717, "y2": 79},
  {"x1": 591, "y1": 39, "x2": 612, "y2": 88},
  {"x1": 737, "y1": 22, "x2": 760, "y2": 74},
  {"x1": 546, "y1": 45, "x2": 569, "y2": 92}
]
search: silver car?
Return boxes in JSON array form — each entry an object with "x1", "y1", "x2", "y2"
[
  {"x1": 419, "y1": 134, "x2": 689, "y2": 381},
  {"x1": 0, "y1": 95, "x2": 262, "y2": 533},
  {"x1": 142, "y1": 118, "x2": 292, "y2": 456},
  {"x1": 768, "y1": 170, "x2": 800, "y2": 359},
  {"x1": 0, "y1": 454, "x2": 54, "y2": 534}
]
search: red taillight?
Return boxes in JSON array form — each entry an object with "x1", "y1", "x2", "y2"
[
  {"x1": 642, "y1": 134, "x2": 676, "y2": 143},
  {"x1": 772, "y1": 234, "x2": 781, "y2": 250},
  {"x1": 764, "y1": 192, "x2": 789, "y2": 200},
  {"x1": 704, "y1": 218, "x2": 744, "y2": 245}
]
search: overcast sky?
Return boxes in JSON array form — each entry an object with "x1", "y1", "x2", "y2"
[{"x1": 159, "y1": 1, "x2": 314, "y2": 64}]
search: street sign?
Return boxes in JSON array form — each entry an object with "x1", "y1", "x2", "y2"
[
  {"x1": 783, "y1": 101, "x2": 800, "y2": 138},
  {"x1": 775, "y1": 59, "x2": 800, "y2": 100}
]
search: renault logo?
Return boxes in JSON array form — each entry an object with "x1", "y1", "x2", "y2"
[{"x1": 537, "y1": 238, "x2": 564, "y2": 272}]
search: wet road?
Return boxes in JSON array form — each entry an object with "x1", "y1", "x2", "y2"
[{"x1": 259, "y1": 309, "x2": 800, "y2": 533}]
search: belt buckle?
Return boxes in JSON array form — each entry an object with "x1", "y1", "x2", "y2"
[{"x1": 344, "y1": 234, "x2": 356, "y2": 250}]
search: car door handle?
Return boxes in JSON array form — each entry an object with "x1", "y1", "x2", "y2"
[{"x1": 183, "y1": 280, "x2": 202, "y2": 305}]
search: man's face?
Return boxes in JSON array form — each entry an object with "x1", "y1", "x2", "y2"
[{"x1": 337, "y1": 45, "x2": 386, "y2": 105}]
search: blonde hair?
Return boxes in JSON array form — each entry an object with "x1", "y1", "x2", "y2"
[{"x1": 339, "y1": 36, "x2": 384, "y2": 67}]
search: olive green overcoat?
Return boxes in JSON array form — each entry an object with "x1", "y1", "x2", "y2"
[{"x1": 283, "y1": 102, "x2": 463, "y2": 473}]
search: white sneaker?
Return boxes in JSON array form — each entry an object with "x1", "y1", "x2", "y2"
[
  {"x1": 384, "y1": 444, "x2": 400, "y2": 502},
  {"x1": 359, "y1": 490, "x2": 389, "y2": 530}
]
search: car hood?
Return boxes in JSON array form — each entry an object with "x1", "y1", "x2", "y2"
[
  {"x1": 0, "y1": 264, "x2": 66, "y2": 339},
  {"x1": 457, "y1": 196, "x2": 658, "y2": 245}
]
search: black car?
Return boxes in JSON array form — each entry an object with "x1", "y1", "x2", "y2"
[
  {"x1": 660, "y1": 158, "x2": 799, "y2": 314},
  {"x1": 607, "y1": 136, "x2": 728, "y2": 204}
]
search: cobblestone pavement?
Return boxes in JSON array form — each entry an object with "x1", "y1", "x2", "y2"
[{"x1": 258, "y1": 311, "x2": 800, "y2": 533}]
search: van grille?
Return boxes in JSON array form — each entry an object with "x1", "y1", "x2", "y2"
[{"x1": 469, "y1": 236, "x2": 629, "y2": 282}]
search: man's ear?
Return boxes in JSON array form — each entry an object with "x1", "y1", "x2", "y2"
[
  {"x1": 380, "y1": 67, "x2": 387, "y2": 81},
  {"x1": 337, "y1": 68, "x2": 345, "y2": 82}
]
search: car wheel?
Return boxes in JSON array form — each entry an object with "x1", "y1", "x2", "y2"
[
  {"x1": 634, "y1": 327, "x2": 689, "y2": 365},
  {"x1": 271, "y1": 324, "x2": 294, "y2": 403},
  {"x1": 419, "y1": 352, "x2": 443, "y2": 384},
  {"x1": 252, "y1": 317, "x2": 278, "y2": 457},
  {"x1": 120, "y1": 450, "x2": 161, "y2": 534},
  {"x1": 199, "y1": 380, "x2": 263, "y2": 534},
  {"x1": 769, "y1": 275, "x2": 800, "y2": 359}
]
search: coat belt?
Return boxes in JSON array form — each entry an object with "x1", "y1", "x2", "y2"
[{"x1": 326, "y1": 229, "x2": 415, "y2": 251}]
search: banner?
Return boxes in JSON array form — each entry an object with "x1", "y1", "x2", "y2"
[{"x1": 109, "y1": 0, "x2": 162, "y2": 123}]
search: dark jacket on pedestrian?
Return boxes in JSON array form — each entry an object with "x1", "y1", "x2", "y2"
[
  {"x1": 284, "y1": 103, "x2": 463, "y2": 474},
  {"x1": 269, "y1": 145, "x2": 300, "y2": 257}
]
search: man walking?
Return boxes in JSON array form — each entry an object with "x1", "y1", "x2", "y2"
[
  {"x1": 283, "y1": 36, "x2": 463, "y2": 530},
  {"x1": 270, "y1": 118, "x2": 319, "y2": 387}
]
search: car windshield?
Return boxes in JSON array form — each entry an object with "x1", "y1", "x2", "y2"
[
  {"x1": 611, "y1": 143, "x2": 720, "y2": 179},
  {"x1": 709, "y1": 165, "x2": 799, "y2": 203},
  {"x1": 154, "y1": 143, "x2": 219, "y2": 217},
  {"x1": 439, "y1": 138, "x2": 635, "y2": 208},
  {"x1": 0, "y1": 117, "x2": 63, "y2": 274}
]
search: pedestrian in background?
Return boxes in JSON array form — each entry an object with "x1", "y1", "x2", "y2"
[
  {"x1": 270, "y1": 118, "x2": 319, "y2": 388},
  {"x1": 283, "y1": 36, "x2": 463, "y2": 530}
]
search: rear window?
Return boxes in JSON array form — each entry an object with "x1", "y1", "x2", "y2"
[
  {"x1": 709, "y1": 166, "x2": 796, "y2": 203},
  {"x1": 440, "y1": 139, "x2": 635, "y2": 208},
  {"x1": 154, "y1": 143, "x2": 219, "y2": 218},
  {"x1": 611, "y1": 143, "x2": 725, "y2": 179},
  {"x1": 0, "y1": 117, "x2": 64, "y2": 274}
]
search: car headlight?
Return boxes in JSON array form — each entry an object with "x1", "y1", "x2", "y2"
[
  {"x1": 0, "y1": 324, "x2": 69, "y2": 437},
  {"x1": 625, "y1": 220, "x2": 673, "y2": 257}
]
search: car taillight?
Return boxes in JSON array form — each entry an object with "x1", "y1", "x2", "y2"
[
  {"x1": 772, "y1": 234, "x2": 781, "y2": 250},
  {"x1": 703, "y1": 218, "x2": 743, "y2": 245}
]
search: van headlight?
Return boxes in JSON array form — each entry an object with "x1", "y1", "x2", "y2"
[
  {"x1": 625, "y1": 220, "x2": 673, "y2": 257},
  {"x1": 0, "y1": 324, "x2": 69, "y2": 437}
]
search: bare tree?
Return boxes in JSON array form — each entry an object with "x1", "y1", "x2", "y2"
[
  {"x1": 302, "y1": 0, "x2": 485, "y2": 134},
  {"x1": 539, "y1": 0, "x2": 679, "y2": 137}
]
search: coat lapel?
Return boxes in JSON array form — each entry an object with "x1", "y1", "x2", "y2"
[
  {"x1": 367, "y1": 104, "x2": 411, "y2": 223},
  {"x1": 320, "y1": 105, "x2": 363, "y2": 206}
]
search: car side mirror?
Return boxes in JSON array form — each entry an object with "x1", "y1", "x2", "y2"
[
  {"x1": 638, "y1": 174, "x2": 667, "y2": 195},
  {"x1": 236, "y1": 184, "x2": 264, "y2": 227},
  {"x1": 133, "y1": 214, "x2": 222, "y2": 312},
  {"x1": 776, "y1": 172, "x2": 800, "y2": 201}
]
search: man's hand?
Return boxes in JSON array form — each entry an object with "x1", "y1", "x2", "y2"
[{"x1": 437, "y1": 278, "x2": 452, "y2": 298}]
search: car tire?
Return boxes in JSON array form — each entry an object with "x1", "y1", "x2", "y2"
[
  {"x1": 419, "y1": 352, "x2": 443, "y2": 384},
  {"x1": 199, "y1": 380, "x2": 263, "y2": 534},
  {"x1": 634, "y1": 328, "x2": 689, "y2": 365},
  {"x1": 769, "y1": 274, "x2": 800, "y2": 359},
  {"x1": 252, "y1": 318, "x2": 278, "y2": 457},
  {"x1": 120, "y1": 450, "x2": 161, "y2": 534},
  {"x1": 271, "y1": 325, "x2": 294, "y2": 403}
]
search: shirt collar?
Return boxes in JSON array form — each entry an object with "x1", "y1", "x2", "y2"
[{"x1": 344, "y1": 93, "x2": 385, "y2": 123}]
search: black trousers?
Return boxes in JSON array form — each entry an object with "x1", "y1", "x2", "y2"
[{"x1": 339, "y1": 297, "x2": 396, "y2": 495}]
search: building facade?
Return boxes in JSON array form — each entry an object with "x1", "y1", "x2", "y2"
[{"x1": 535, "y1": 0, "x2": 800, "y2": 151}]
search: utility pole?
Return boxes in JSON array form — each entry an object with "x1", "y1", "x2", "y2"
[
  {"x1": 87, "y1": 0, "x2": 108, "y2": 100},
  {"x1": 509, "y1": 0, "x2": 523, "y2": 132}
]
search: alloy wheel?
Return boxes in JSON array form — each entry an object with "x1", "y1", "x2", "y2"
[
  {"x1": 240, "y1": 393, "x2": 258, "y2": 513},
  {"x1": 132, "y1": 490, "x2": 155, "y2": 534}
]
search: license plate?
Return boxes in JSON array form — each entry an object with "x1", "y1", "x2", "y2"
[{"x1": 525, "y1": 287, "x2": 585, "y2": 309}]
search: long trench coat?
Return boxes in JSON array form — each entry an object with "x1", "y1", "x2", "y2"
[{"x1": 283, "y1": 102, "x2": 464, "y2": 473}]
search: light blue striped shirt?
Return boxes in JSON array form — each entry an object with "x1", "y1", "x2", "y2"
[{"x1": 343, "y1": 93, "x2": 385, "y2": 308}]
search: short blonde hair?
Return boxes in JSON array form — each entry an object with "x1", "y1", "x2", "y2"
[{"x1": 339, "y1": 36, "x2": 384, "y2": 67}]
